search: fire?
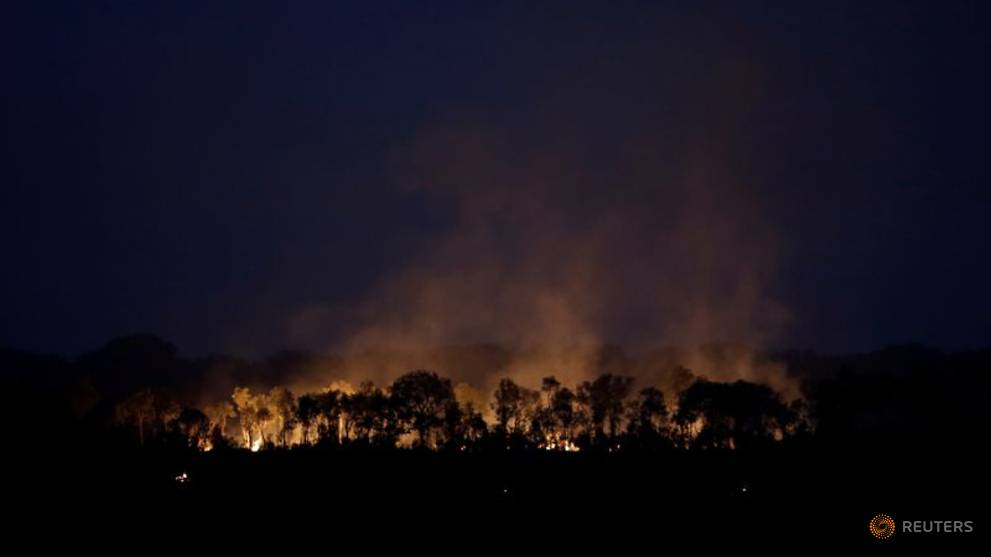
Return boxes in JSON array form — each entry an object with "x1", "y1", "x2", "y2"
[
  {"x1": 540, "y1": 434, "x2": 581, "y2": 452},
  {"x1": 138, "y1": 371, "x2": 806, "y2": 455}
]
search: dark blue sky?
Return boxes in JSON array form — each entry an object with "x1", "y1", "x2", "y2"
[{"x1": 2, "y1": 1, "x2": 988, "y2": 356}]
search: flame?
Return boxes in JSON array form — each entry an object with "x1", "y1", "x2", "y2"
[
  {"x1": 250, "y1": 438, "x2": 262, "y2": 452},
  {"x1": 539, "y1": 434, "x2": 581, "y2": 452}
]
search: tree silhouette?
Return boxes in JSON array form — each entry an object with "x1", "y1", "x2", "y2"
[
  {"x1": 578, "y1": 374, "x2": 634, "y2": 444},
  {"x1": 114, "y1": 388, "x2": 156, "y2": 446},
  {"x1": 172, "y1": 407, "x2": 211, "y2": 449},
  {"x1": 551, "y1": 387, "x2": 578, "y2": 444},
  {"x1": 541, "y1": 376, "x2": 561, "y2": 405},
  {"x1": 156, "y1": 397, "x2": 181, "y2": 442},
  {"x1": 296, "y1": 394, "x2": 320, "y2": 445},
  {"x1": 492, "y1": 378, "x2": 539, "y2": 438},
  {"x1": 390, "y1": 370, "x2": 454, "y2": 448},
  {"x1": 231, "y1": 387, "x2": 258, "y2": 448},
  {"x1": 345, "y1": 381, "x2": 399, "y2": 448},
  {"x1": 675, "y1": 379, "x2": 789, "y2": 450},
  {"x1": 268, "y1": 386, "x2": 297, "y2": 446},
  {"x1": 256, "y1": 406, "x2": 273, "y2": 446},
  {"x1": 315, "y1": 390, "x2": 342, "y2": 446},
  {"x1": 368, "y1": 385, "x2": 401, "y2": 448},
  {"x1": 204, "y1": 401, "x2": 235, "y2": 438},
  {"x1": 626, "y1": 387, "x2": 669, "y2": 449}
]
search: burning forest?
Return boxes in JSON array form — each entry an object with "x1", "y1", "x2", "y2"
[{"x1": 111, "y1": 368, "x2": 811, "y2": 455}]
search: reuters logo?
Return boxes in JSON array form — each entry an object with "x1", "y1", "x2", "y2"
[{"x1": 870, "y1": 514, "x2": 896, "y2": 540}]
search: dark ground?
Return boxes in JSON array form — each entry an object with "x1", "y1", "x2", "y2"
[{"x1": 11, "y1": 443, "x2": 985, "y2": 549}]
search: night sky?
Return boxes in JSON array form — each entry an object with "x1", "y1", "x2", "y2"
[{"x1": 2, "y1": 1, "x2": 988, "y2": 357}]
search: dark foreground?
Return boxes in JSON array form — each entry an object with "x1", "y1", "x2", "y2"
[{"x1": 12, "y1": 444, "x2": 986, "y2": 549}]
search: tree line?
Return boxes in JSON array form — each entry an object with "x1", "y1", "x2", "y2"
[
  {"x1": 6, "y1": 336, "x2": 987, "y2": 456},
  {"x1": 113, "y1": 370, "x2": 811, "y2": 453}
]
